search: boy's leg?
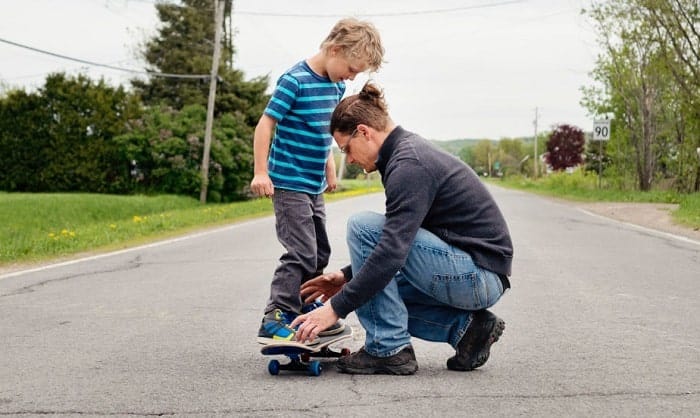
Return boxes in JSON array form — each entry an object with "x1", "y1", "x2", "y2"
[
  {"x1": 308, "y1": 193, "x2": 331, "y2": 280},
  {"x1": 302, "y1": 192, "x2": 347, "y2": 336},
  {"x1": 265, "y1": 189, "x2": 319, "y2": 314}
]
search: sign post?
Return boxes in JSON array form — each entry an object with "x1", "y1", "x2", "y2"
[{"x1": 592, "y1": 119, "x2": 611, "y2": 188}]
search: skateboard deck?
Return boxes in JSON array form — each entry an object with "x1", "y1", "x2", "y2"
[{"x1": 260, "y1": 327, "x2": 354, "y2": 376}]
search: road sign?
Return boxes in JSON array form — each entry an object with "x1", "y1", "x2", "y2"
[{"x1": 593, "y1": 119, "x2": 611, "y2": 141}]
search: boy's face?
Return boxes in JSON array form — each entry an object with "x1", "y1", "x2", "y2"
[{"x1": 326, "y1": 48, "x2": 369, "y2": 82}]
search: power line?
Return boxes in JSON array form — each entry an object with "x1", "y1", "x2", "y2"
[
  {"x1": 0, "y1": 37, "x2": 210, "y2": 80},
  {"x1": 234, "y1": 0, "x2": 525, "y2": 18}
]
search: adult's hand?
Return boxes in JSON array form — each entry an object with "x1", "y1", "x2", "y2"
[
  {"x1": 290, "y1": 303, "x2": 339, "y2": 343},
  {"x1": 300, "y1": 270, "x2": 346, "y2": 304}
]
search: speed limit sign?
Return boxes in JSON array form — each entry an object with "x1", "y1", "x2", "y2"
[{"x1": 593, "y1": 119, "x2": 611, "y2": 141}]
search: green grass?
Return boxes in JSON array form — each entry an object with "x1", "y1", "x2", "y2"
[
  {"x1": 676, "y1": 193, "x2": 700, "y2": 228},
  {"x1": 5, "y1": 172, "x2": 695, "y2": 268},
  {"x1": 491, "y1": 171, "x2": 700, "y2": 229},
  {"x1": 0, "y1": 179, "x2": 383, "y2": 266}
]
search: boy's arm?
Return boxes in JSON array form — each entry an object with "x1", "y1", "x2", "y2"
[
  {"x1": 250, "y1": 114, "x2": 276, "y2": 197},
  {"x1": 325, "y1": 153, "x2": 337, "y2": 192}
]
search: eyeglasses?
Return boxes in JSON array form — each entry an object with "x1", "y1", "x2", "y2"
[{"x1": 340, "y1": 128, "x2": 359, "y2": 154}]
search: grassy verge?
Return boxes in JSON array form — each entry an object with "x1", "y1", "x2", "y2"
[
  {"x1": 490, "y1": 171, "x2": 700, "y2": 229},
  {"x1": 676, "y1": 193, "x2": 700, "y2": 227},
  {"x1": 0, "y1": 179, "x2": 383, "y2": 267}
]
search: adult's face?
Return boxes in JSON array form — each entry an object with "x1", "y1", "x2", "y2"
[{"x1": 334, "y1": 125, "x2": 378, "y2": 173}]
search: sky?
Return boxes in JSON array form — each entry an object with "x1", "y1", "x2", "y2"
[{"x1": 0, "y1": 0, "x2": 602, "y2": 140}]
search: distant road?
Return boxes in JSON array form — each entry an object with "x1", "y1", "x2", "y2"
[{"x1": 1, "y1": 186, "x2": 698, "y2": 416}]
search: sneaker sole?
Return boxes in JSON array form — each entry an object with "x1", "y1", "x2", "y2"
[
  {"x1": 318, "y1": 322, "x2": 346, "y2": 337},
  {"x1": 256, "y1": 336, "x2": 320, "y2": 345},
  {"x1": 448, "y1": 317, "x2": 505, "y2": 371}
]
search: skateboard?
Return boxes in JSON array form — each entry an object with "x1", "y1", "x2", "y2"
[{"x1": 260, "y1": 327, "x2": 354, "y2": 376}]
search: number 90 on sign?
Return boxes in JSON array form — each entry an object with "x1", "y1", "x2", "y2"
[{"x1": 593, "y1": 119, "x2": 611, "y2": 141}]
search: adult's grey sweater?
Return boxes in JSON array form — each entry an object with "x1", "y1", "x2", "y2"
[{"x1": 331, "y1": 126, "x2": 514, "y2": 319}]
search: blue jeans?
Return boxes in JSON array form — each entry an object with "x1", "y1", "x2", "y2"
[{"x1": 347, "y1": 211, "x2": 505, "y2": 357}]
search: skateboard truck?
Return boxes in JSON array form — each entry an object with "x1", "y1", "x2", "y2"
[
  {"x1": 261, "y1": 327, "x2": 354, "y2": 376},
  {"x1": 267, "y1": 346, "x2": 351, "y2": 376}
]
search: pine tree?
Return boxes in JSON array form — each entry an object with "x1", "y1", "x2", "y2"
[{"x1": 132, "y1": 0, "x2": 268, "y2": 126}]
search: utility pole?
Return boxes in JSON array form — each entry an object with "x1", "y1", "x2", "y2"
[
  {"x1": 533, "y1": 107, "x2": 539, "y2": 178},
  {"x1": 200, "y1": 0, "x2": 225, "y2": 204}
]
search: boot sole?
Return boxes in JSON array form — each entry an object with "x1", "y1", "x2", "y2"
[
  {"x1": 448, "y1": 317, "x2": 505, "y2": 371},
  {"x1": 471, "y1": 318, "x2": 505, "y2": 369},
  {"x1": 336, "y1": 362, "x2": 418, "y2": 375}
]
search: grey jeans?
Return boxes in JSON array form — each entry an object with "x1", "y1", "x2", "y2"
[{"x1": 265, "y1": 189, "x2": 331, "y2": 314}]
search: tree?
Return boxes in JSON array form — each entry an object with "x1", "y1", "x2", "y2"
[
  {"x1": 544, "y1": 124, "x2": 585, "y2": 171},
  {"x1": 471, "y1": 140, "x2": 497, "y2": 176},
  {"x1": 115, "y1": 104, "x2": 253, "y2": 201},
  {"x1": 641, "y1": 0, "x2": 700, "y2": 192},
  {"x1": 0, "y1": 74, "x2": 142, "y2": 193},
  {"x1": 583, "y1": 1, "x2": 674, "y2": 190},
  {"x1": 584, "y1": 136, "x2": 612, "y2": 175},
  {"x1": 132, "y1": 0, "x2": 268, "y2": 126},
  {"x1": 583, "y1": 0, "x2": 700, "y2": 191},
  {"x1": 496, "y1": 138, "x2": 527, "y2": 176}
]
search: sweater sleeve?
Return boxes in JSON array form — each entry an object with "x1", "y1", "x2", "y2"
[{"x1": 330, "y1": 160, "x2": 437, "y2": 318}]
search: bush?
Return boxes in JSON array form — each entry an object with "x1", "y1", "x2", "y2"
[{"x1": 116, "y1": 104, "x2": 253, "y2": 201}]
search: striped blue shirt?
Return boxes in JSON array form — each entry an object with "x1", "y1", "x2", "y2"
[{"x1": 264, "y1": 61, "x2": 346, "y2": 194}]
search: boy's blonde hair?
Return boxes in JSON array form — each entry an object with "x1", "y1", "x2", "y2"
[{"x1": 320, "y1": 18, "x2": 385, "y2": 71}]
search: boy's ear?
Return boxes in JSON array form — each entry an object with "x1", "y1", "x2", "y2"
[{"x1": 330, "y1": 45, "x2": 343, "y2": 57}]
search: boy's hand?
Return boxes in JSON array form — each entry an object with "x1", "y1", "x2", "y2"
[
  {"x1": 326, "y1": 176, "x2": 338, "y2": 192},
  {"x1": 325, "y1": 154, "x2": 337, "y2": 192},
  {"x1": 250, "y1": 173, "x2": 274, "y2": 197}
]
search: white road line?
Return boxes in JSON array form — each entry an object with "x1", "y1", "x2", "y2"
[
  {"x1": 578, "y1": 208, "x2": 700, "y2": 247},
  {"x1": 0, "y1": 217, "x2": 270, "y2": 280}
]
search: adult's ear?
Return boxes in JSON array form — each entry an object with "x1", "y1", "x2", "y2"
[{"x1": 356, "y1": 124, "x2": 370, "y2": 139}]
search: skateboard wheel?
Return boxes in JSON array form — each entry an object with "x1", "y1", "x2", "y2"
[
  {"x1": 308, "y1": 360, "x2": 322, "y2": 376},
  {"x1": 340, "y1": 348, "x2": 351, "y2": 356},
  {"x1": 268, "y1": 359, "x2": 280, "y2": 375}
]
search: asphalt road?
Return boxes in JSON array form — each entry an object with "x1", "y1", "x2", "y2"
[{"x1": 1, "y1": 185, "x2": 698, "y2": 417}]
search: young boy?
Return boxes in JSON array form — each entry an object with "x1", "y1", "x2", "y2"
[{"x1": 252, "y1": 18, "x2": 384, "y2": 344}]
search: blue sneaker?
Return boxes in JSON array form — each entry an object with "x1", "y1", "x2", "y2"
[
  {"x1": 257, "y1": 309, "x2": 319, "y2": 345},
  {"x1": 301, "y1": 300, "x2": 345, "y2": 336}
]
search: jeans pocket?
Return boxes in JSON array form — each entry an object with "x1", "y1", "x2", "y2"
[{"x1": 429, "y1": 272, "x2": 486, "y2": 310}]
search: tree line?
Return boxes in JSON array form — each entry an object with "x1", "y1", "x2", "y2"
[
  {"x1": 582, "y1": 0, "x2": 700, "y2": 192},
  {"x1": 1, "y1": 0, "x2": 698, "y2": 198},
  {"x1": 459, "y1": 1, "x2": 699, "y2": 193},
  {"x1": 0, "y1": 0, "x2": 268, "y2": 202}
]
